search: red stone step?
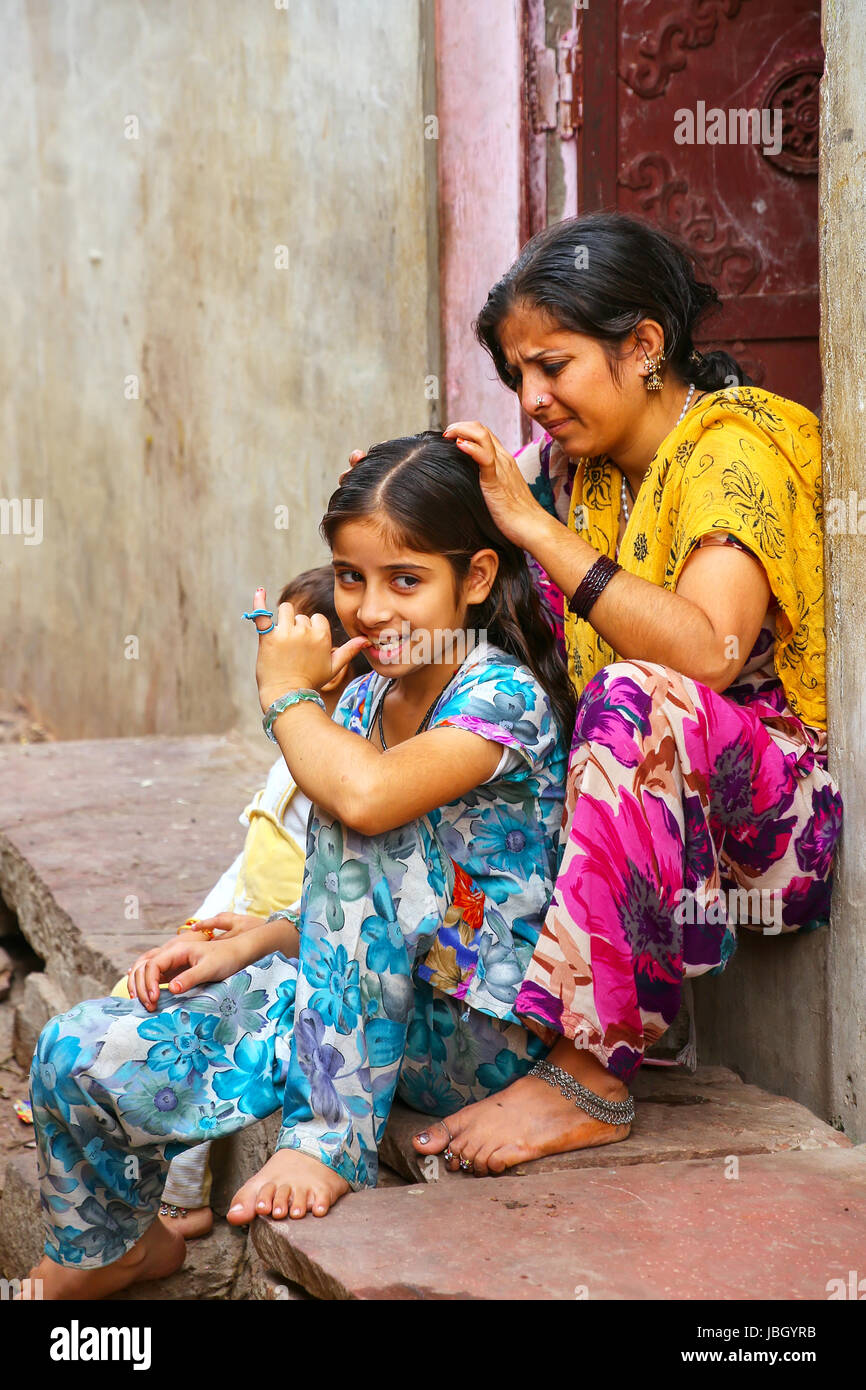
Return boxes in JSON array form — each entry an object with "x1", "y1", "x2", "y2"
[
  {"x1": 0, "y1": 735, "x2": 273, "y2": 992},
  {"x1": 251, "y1": 1144, "x2": 866, "y2": 1301}
]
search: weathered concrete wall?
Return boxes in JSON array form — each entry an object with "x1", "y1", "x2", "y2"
[
  {"x1": 1, "y1": 0, "x2": 437, "y2": 738},
  {"x1": 694, "y1": 1, "x2": 866, "y2": 1141}
]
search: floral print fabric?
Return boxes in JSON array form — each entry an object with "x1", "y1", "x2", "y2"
[
  {"x1": 31, "y1": 643, "x2": 565, "y2": 1267},
  {"x1": 31, "y1": 960, "x2": 547, "y2": 1267},
  {"x1": 514, "y1": 659, "x2": 842, "y2": 1084},
  {"x1": 330, "y1": 642, "x2": 567, "y2": 1020},
  {"x1": 517, "y1": 387, "x2": 827, "y2": 728}
]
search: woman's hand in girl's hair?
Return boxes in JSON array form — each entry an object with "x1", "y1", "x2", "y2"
[
  {"x1": 443, "y1": 420, "x2": 547, "y2": 549},
  {"x1": 251, "y1": 588, "x2": 368, "y2": 713},
  {"x1": 126, "y1": 935, "x2": 245, "y2": 1012}
]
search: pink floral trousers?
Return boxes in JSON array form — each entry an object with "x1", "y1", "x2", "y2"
[{"x1": 514, "y1": 660, "x2": 842, "y2": 1083}]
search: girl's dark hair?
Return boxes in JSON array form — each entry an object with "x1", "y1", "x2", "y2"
[
  {"x1": 279, "y1": 565, "x2": 369, "y2": 682},
  {"x1": 321, "y1": 433, "x2": 576, "y2": 741},
  {"x1": 475, "y1": 210, "x2": 750, "y2": 394}
]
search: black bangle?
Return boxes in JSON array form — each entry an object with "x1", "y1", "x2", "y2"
[{"x1": 567, "y1": 555, "x2": 622, "y2": 621}]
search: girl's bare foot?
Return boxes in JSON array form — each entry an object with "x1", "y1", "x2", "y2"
[
  {"x1": 158, "y1": 1204, "x2": 213, "y2": 1240},
  {"x1": 413, "y1": 1068, "x2": 632, "y2": 1177},
  {"x1": 227, "y1": 1150, "x2": 350, "y2": 1222},
  {"x1": 24, "y1": 1218, "x2": 186, "y2": 1300}
]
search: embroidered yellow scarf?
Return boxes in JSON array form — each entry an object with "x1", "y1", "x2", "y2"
[{"x1": 563, "y1": 386, "x2": 827, "y2": 728}]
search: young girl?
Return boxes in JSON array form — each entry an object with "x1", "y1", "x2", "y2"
[
  {"x1": 27, "y1": 432, "x2": 570, "y2": 1299},
  {"x1": 111, "y1": 566, "x2": 368, "y2": 1240}
]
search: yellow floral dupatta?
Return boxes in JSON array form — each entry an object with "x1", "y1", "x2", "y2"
[{"x1": 562, "y1": 386, "x2": 827, "y2": 728}]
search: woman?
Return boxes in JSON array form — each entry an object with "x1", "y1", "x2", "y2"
[{"x1": 411, "y1": 211, "x2": 843, "y2": 1177}]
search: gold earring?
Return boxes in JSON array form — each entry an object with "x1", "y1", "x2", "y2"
[{"x1": 645, "y1": 350, "x2": 665, "y2": 392}]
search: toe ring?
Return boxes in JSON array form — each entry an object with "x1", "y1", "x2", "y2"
[
  {"x1": 459, "y1": 1156, "x2": 472, "y2": 1172},
  {"x1": 443, "y1": 1147, "x2": 454, "y2": 1162}
]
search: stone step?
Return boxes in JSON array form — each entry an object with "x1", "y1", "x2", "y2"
[
  {"x1": 0, "y1": 1136, "x2": 406, "y2": 1299},
  {"x1": 0, "y1": 1149, "x2": 250, "y2": 1299},
  {"x1": 251, "y1": 1143, "x2": 866, "y2": 1301},
  {"x1": 380, "y1": 1064, "x2": 851, "y2": 1183},
  {"x1": 0, "y1": 734, "x2": 274, "y2": 996}
]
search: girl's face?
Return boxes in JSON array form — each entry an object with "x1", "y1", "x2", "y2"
[
  {"x1": 331, "y1": 515, "x2": 497, "y2": 678},
  {"x1": 498, "y1": 300, "x2": 647, "y2": 460}
]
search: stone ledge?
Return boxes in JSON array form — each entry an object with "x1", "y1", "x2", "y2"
[
  {"x1": 0, "y1": 733, "x2": 274, "y2": 992},
  {"x1": 251, "y1": 1144, "x2": 866, "y2": 1301}
]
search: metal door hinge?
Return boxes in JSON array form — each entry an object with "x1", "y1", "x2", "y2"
[{"x1": 528, "y1": 27, "x2": 582, "y2": 140}]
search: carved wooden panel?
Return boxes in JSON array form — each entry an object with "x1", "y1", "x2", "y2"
[{"x1": 576, "y1": 0, "x2": 822, "y2": 412}]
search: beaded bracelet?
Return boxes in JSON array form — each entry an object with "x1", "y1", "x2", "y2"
[
  {"x1": 567, "y1": 555, "x2": 622, "y2": 621},
  {"x1": 267, "y1": 908, "x2": 301, "y2": 926},
  {"x1": 262, "y1": 688, "x2": 325, "y2": 742}
]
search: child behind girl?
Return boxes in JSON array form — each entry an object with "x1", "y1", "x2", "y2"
[
  {"x1": 28, "y1": 432, "x2": 572, "y2": 1299},
  {"x1": 110, "y1": 567, "x2": 368, "y2": 1238}
]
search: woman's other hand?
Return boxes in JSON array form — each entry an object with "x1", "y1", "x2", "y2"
[{"x1": 443, "y1": 420, "x2": 547, "y2": 549}]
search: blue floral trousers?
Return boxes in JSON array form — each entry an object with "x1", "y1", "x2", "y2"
[{"x1": 31, "y1": 949, "x2": 547, "y2": 1268}]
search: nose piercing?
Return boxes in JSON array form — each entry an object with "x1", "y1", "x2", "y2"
[{"x1": 535, "y1": 395, "x2": 546, "y2": 407}]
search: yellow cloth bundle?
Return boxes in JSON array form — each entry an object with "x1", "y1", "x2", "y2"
[{"x1": 563, "y1": 386, "x2": 827, "y2": 728}]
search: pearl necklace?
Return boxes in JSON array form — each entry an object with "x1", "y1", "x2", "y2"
[{"x1": 620, "y1": 382, "x2": 697, "y2": 524}]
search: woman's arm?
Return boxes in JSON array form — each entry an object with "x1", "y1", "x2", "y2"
[
  {"x1": 445, "y1": 421, "x2": 771, "y2": 692},
  {"x1": 524, "y1": 506, "x2": 770, "y2": 691}
]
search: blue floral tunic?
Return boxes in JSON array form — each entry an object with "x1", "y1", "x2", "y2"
[
  {"x1": 30, "y1": 644, "x2": 567, "y2": 1265},
  {"x1": 323, "y1": 641, "x2": 568, "y2": 1022}
]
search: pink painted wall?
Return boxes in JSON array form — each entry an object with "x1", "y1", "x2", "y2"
[{"x1": 435, "y1": 0, "x2": 525, "y2": 447}]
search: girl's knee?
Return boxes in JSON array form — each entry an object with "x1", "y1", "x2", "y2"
[
  {"x1": 30, "y1": 1008, "x2": 78, "y2": 1104},
  {"x1": 574, "y1": 661, "x2": 668, "y2": 749},
  {"x1": 33, "y1": 1009, "x2": 68, "y2": 1066},
  {"x1": 31, "y1": 999, "x2": 109, "y2": 1091}
]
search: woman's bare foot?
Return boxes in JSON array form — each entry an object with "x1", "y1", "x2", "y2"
[
  {"x1": 226, "y1": 1150, "x2": 350, "y2": 1222},
  {"x1": 158, "y1": 1204, "x2": 213, "y2": 1240},
  {"x1": 24, "y1": 1218, "x2": 186, "y2": 1300},
  {"x1": 413, "y1": 1055, "x2": 632, "y2": 1177}
]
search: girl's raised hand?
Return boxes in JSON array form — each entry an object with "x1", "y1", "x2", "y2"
[
  {"x1": 443, "y1": 420, "x2": 543, "y2": 548},
  {"x1": 251, "y1": 588, "x2": 368, "y2": 712}
]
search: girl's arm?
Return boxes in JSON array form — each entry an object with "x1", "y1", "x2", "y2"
[
  {"x1": 253, "y1": 593, "x2": 502, "y2": 835},
  {"x1": 128, "y1": 915, "x2": 300, "y2": 1012},
  {"x1": 444, "y1": 421, "x2": 771, "y2": 693},
  {"x1": 271, "y1": 713, "x2": 502, "y2": 835}
]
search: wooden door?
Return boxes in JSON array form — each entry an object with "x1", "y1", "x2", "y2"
[{"x1": 529, "y1": 0, "x2": 823, "y2": 413}]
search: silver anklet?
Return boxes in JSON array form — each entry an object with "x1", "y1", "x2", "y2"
[{"x1": 529, "y1": 1059, "x2": 635, "y2": 1126}]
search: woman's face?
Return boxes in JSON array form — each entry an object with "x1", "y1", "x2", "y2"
[{"x1": 498, "y1": 300, "x2": 646, "y2": 459}]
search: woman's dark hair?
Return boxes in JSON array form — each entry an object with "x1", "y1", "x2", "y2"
[
  {"x1": 475, "y1": 210, "x2": 750, "y2": 394},
  {"x1": 321, "y1": 433, "x2": 576, "y2": 741},
  {"x1": 279, "y1": 565, "x2": 369, "y2": 682}
]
